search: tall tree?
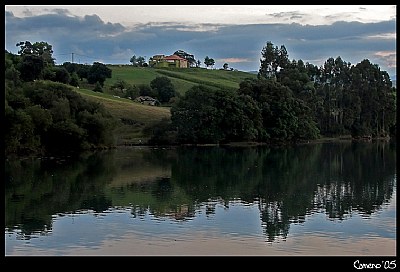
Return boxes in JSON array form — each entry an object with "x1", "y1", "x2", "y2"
[
  {"x1": 16, "y1": 41, "x2": 56, "y2": 81},
  {"x1": 258, "y1": 41, "x2": 289, "y2": 80},
  {"x1": 16, "y1": 41, "x2": 55, "y2": 66},
  {"x1": 130, "y1": 55, "x2": 146, "y2": 67},
  {"x1": 349, "y1": 59, "x2": 396, "y2": 137},
  {"x1": 87, "y1": 62, "x2": 112, "y2": 86},
  {"x1": 204, "y1": 56, "x2": 215, "y2": 68},
  {"x1": 174, "y1": 50, "x2": 196, "y2": 67}
]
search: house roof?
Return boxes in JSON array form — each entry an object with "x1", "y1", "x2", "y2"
[{"x1": 163, "y1": 55, "x2": 187, "y2": 61}]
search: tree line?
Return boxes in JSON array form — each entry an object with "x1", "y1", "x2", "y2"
[
  {"x1": 5, "y1": 41, "x2": 116, "y2": 156},
  {"x1": 5, "y1": 40, "x2": 397, "y2": 155},
  {"x1": 5, "y1": 40, "x2": 180, "y2": 156},
  {"x1": 258, "y1": 42, "x2": 396, "y2": 139},
  {"x1": 149, "y1": 41, "x2": 396, "y2": 145}
]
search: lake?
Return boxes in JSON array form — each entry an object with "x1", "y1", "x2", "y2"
[{"x1": 4, "y1": 141, "x2": 396, "y2": 256}]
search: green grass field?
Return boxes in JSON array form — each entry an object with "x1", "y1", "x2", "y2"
[
  {"x1": 105, "y1": 65, "x2": 257, "y2": 95},
  {"x1": 79, "y1": 66, "x2": 257, "y2": 145},
  {"x1": 75, "y1": 87, "x2": 171, "y2": 145}
]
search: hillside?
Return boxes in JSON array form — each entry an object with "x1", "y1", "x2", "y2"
[
  {"x1": 76, "y1": 65, "x2": 257, "y2": 145},
  {"x1": 77, "y1": 67, "x2": 257, "y2": 145},
  {"x1": 75, "y1": 88, "x2": 170, "y2": 146},
  {"x1": 105, "y1": 66, "x2": 258, "y2": 95}
]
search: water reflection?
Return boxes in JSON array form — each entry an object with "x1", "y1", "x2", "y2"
[{"x1": 5, "y1": 141, "x2": 396, "y2": 248}]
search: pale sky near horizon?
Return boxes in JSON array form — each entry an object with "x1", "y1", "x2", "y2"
[
  {"x1": 6, "y1": 5, "x2": 396, "y2": 26},
  {"x1": 5, "y1": 5, "x2": 397, "y2": 78}
]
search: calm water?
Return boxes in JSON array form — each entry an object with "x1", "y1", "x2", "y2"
[{"x1": 5, "y1": 141, "x2": 396, "y2": 256}]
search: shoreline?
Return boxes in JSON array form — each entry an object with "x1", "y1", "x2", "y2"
[
  {"x1": 116, "y1": 135, "x2": 394, "y2": 149},
  {"x1": 6, "y1": 136, "x2": 395, "y2": 160}
]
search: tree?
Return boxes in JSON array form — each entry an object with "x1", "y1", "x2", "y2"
[
  {"x1": 174, "y1": 50, "x2": 197, "y2": 67},
  {"x1": 93, "y1": 82, "x2": 103, "y2": 92},
  {"x1": 130, "y1": 55, "x2": 146, "y2": 67},
  {"x1": 5, "y1": 108, "x2": 37, "y2": 154},
  {"x1": 204, "y1": 56, "x2": 215, "y2": 68},
  {"x1": 16, "y1": 41, "x2": 55, "y2": 66},
  {"x1": 54, "y1": 67, "x2": 71, "y2": 84},
  {"x1": 137, "y1": 56, "x2": 146, "y2": 67},
  {"x1": 69, "y1": 72, "x2": 80, "y2": 87},
  {"x1": 150, "y1": 77, "x2": 176, "y2": 103},
  {"x1": 76, "y1": 64, "x2": 90, "y2": 80},
  {"x1": 5, "y1": 80, "x2": 116, "y2": 156},
  {"x1": 138, "y1": 84, "x2": 156, "y2": 97},
  {"x1": 313, "y1": 56, "x2": 352, "y2": 136},
  {"x1": 17, "y1": 54, "x2": 44, "y2": 82},
  {"x1": 238, "y1": 78, "x2": 320, "y2": 143},
  {"x1": 15, "y1": 41, "x2": 56, "y2": 82},
  {"x1": 87, "y1": 62, "x2": 112, "y2": 86},
  {"x1": 112, "y1": 80, "x2": 129, "y2": 91},
  {"x1": 62, "y1": 62, "x2": 80, "y2": 74},
  {"x1": 5, "y1": 56, "x2": 21, "y2": 87},
  {"x1": 5, "y1": 66, "x2": 21, "y2": 86},
  {"x1": 171, "y1": 85, "x2": 263, "y2": 144},
  {"x1": 258, "y1": 41, "x2": 289, "y2": 80},
  {"x1": 223, "y1": 63, "x2": 229, "y2": 70},
  {"x1": 130, "y1": 55, "x2": 137, "y2": 66},
  {"x1": 348, "y1": 59, "x2": 396, "y2": 138},
  {"x1": 124, "y1": 85, "x2": 140, "y2": 100}
]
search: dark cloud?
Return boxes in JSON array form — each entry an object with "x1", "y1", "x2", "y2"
[
  {"x1": 50, "y1": 8, "x2": 72, "y2": 16},
  {"x1": 268, "y1": 11, "x2": 306, "y2": 20},
  {"x1": 5, "y1": 12, "x2": 396, "y2": 77},
  {"x1": 6, "y1": 11, "x2": 125, "y2": 41}
]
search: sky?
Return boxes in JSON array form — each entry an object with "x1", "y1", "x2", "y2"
[{"x1": 4, "y1": 5, "x2": 397, "y2": 79}]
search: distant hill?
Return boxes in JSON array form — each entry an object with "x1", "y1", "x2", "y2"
[
  {"x1": 105, "y1": 66, "x2": 258, "y2": 95},
  {"x1": 75, "y1": 66, "x2": 258, "y2": 145}
]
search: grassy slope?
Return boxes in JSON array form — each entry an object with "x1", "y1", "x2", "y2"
[
  {"x1": 76, "y1": 88, "x2": 170, "y2": 145},
  {"x1": 105, "y1": 65, "x2": 257, "y2": 95},
  {"x1": 80, "y1": 66, "x2": 257, "y2": 145}
]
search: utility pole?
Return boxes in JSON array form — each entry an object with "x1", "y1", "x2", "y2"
[{"x1": 72, "y1": 52, "x2": 74, "y2": 63}]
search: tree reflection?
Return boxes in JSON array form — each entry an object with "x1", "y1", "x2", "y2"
[
  {"x1": 170, "y1": 142, "x2": 396, "y2": 242},
  {"x1": 5, "y1": 141, "x2": 396, "y2": 242},
  {"x1": 5, "y1": 151, "x2": 117, "y2": 236}
]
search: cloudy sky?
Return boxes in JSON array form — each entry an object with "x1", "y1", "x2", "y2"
[{"x1": 4, "y1": 5, "x2": 397, "y2": 78}]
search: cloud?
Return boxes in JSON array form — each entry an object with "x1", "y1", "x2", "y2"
[
  {"x1": 6, "y1": 11, "x2": 125, "y2": 42},
  {"x1": 374, "y1": 51, "x2": 396, "y2": 68},
  {"x1": 135, "y1": 22, "x2": 222, "y2": 33},
  {"x1": 364, "y1": 33, "x2": 396, "y2": 40},
  {"x1": 268, "y1": 11, "x2": 306, "y2": 20},
  {"x1": 218, "y1": 58, "x2": 251, "y2": 63}
]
